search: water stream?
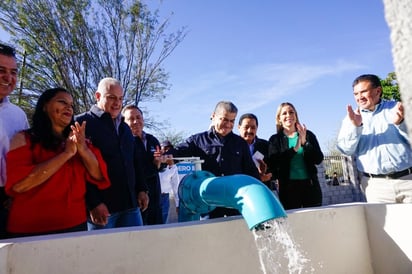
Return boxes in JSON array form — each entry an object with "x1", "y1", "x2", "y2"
[{"x1": 253, "y1": 218, "x2": 315, "y2": 274}]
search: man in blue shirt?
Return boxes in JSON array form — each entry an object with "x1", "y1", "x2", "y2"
[
  {"x1": 337, "y1": 74, "x2": 412, "y2": 203},
  {"x1": 173, "y1": 101, "x2": 259, "y2": 218}
]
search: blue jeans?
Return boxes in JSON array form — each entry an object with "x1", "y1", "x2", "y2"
[
  {"x1": 161, "y1": 193, "x2": 170, "y2": 224},
  {"x1": 88, "y1": 208, "x2": 143, "y2": 230}
]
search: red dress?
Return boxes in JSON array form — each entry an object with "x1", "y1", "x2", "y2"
[{"x1": 5, "y1": 133, "x2": 110, "y2": 234}]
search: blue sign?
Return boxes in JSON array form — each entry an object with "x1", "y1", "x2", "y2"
[{"x1": 176, "y1": 162, "x2": 196, "y2": 175}]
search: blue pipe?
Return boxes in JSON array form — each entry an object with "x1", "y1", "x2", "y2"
[{"x1": 178, "y1": 171, "x2": 287, "y2": 230}]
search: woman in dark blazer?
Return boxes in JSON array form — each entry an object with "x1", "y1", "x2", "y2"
[{"x1": 268, "y1": 102, "x2": 324, "y2": 210}]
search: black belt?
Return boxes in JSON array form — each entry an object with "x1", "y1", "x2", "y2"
[{"x1": 363, "y1": 167, "x2": 412, "y2": 179}]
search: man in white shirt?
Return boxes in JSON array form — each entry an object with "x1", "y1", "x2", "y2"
[
  {"x1": 0, "y1": 43, "x2": 29, "y2": 238},
  {"x1": 158, "y1": 141, "x2": 180, "y2": 223}
]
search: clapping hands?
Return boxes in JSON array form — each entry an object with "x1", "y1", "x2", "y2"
[
  {"x1": 65, "y1": 121, "x2": 88, "y2": 156},
  {"x1": 296, "y1": 122, "x2": 307, "y2": 146},
  {"x1": 347, "y1": 102, "x2": 404, "y2": 127},
  {"x1": 347, "y1": 105, "x2": 363, "y2": 127},
  {"x1": 393, "y1": 102, "x2": 404, "y2": 125}
]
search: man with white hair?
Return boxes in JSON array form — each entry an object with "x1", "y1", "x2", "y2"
[{"x1": 75, "y1": 77, "x2": 149, "y2": 230}]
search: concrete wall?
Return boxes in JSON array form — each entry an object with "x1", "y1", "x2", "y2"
[
  {"x1": 384, "y1": 0, "x2": 412, "y2": 137},
  {"x1": 366, "y1": 204, "x2": 412, "y2": 273},
  {"x1": 317, "y1": 159, "x2": 365, "y2": 206},
  {"x1": 0, "y1": 203, "x2": 411, "y2": 274}
]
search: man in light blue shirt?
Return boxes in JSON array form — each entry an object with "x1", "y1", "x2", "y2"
[{"x1": 337, "y1": 74, "x2": 412, "y2": 203}]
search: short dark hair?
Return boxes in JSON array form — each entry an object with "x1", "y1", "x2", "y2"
[
  {"x1": 121, "y1": 104, "x2": 143, "y2": 116},
  {"x1": 238, "y1": 113, "x2": 258, "y2": 126},
  {"x1": 214, "y1": 101, "x2": 238, "y2": 114},
  {"x1": 0, "y1": 43, "x2": 16, "y2": 58},
  {"x1": 352, "y1": 74, "x2": 382, "y2": 88}
]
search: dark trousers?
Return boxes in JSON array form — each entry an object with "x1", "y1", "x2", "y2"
[
  {"x1": 279, "y1": 179, "x2": 322, "y2": 210},
  {"x1": 142, "y1": 176, "x2": 163, "y2": 225},
  {"x1": 0, "y1": 187, "x2": 8, "y2": 239}
]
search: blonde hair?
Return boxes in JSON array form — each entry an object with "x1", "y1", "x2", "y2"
[{"x1": 275, "y1": 102, "x2": 300, "y2": 133}]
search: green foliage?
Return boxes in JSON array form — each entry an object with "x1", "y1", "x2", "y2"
[
  {"x1": 380, "y1": 72, "x2": 400, "y2": 101},
  {"x1": 0, "y1": 0, "x2": 187, "y2": 119}
]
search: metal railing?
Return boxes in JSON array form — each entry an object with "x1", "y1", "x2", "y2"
[{"x1": 322, "y1": 154, "x2": 358, "y2": 185}]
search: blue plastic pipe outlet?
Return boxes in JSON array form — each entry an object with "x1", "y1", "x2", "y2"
[{"x1": 178, "y1": 170, "x2": 287, "y2": 230}]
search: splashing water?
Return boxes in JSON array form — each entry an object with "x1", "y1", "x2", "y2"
[{"x1": 253, "y1": 218, "x2": 314, "y2": 274}]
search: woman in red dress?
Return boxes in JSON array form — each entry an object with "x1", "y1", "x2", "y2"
[{"x1": 6, "y1": 88, "x2": 110, "y2": 237}]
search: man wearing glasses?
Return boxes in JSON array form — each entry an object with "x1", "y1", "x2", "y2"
[
  {"x1": 75, "y1": 77, "x2": 149, "y2": 230},
  {"x1": 172, "y1": 101, "x2": 259, "y2": 219},
  {"x1": 0, "y1": 43, "x2": 29, "y2": 239},
  {"x1": 337, "y1": 74, "x2": 412, "y2": 203}
]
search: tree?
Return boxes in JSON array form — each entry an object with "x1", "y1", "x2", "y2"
[
  {"x1": 155, "y1": 129, "x2": 187, "y2": 147},
  {"x1": 325, "y1": 137, "x2": 341, "y2": 156},
  {"x1": 381, "y1": 72, "x2": 400, "y2": 101},
  {"x1": 0, "y1": 0, "x2": 187, "y2": 120}
]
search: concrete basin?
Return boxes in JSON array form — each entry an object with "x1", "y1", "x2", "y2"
[{"x1": 0, "y1": 203, "x2": 411, "y2": 273}]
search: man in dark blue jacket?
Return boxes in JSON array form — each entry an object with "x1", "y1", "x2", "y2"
[
  {"x1": 75, "y1": 77, "x2": 149, "y2": 230},
  {"x1": 173, "y1": 101, "x2": 259, "y2": 219},
  {"x1": 122, "y1": 105, "x2": 163, "y2": 225},
  {"x1": 238, "y1": 113, "x2": 275, "y2": 191}
]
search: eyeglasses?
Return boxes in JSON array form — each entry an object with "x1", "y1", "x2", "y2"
[{"x1": 0, "y1": 44, "x2": 16, "y2": 57}]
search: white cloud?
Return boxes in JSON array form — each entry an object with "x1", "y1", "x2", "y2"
[
  {"x1": 145, "y1": 60, "x2": 366, "y2": 139},
  {"x1": 170, "y1": 60, "x2": 365, "y2": 112}
]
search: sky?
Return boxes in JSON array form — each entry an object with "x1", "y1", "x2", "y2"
[
  {"x1": 142, "y1": 0, "x2": 394, "y2": 152},
  {"x1": 1, "y1": 1, "x2": 394, "y2": 152}
]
